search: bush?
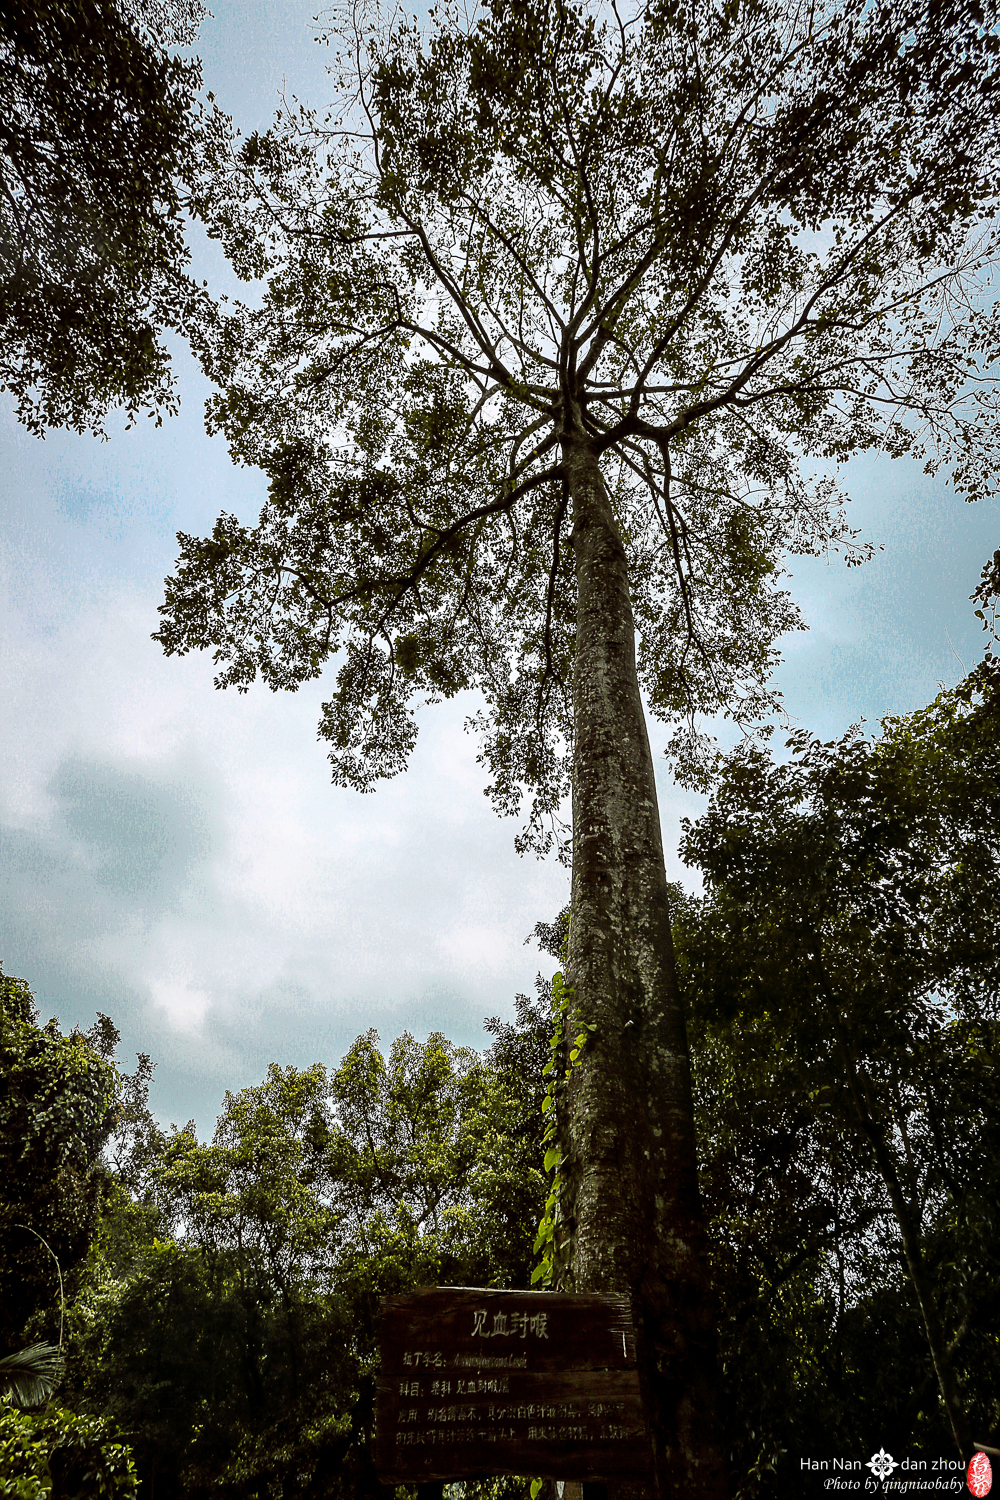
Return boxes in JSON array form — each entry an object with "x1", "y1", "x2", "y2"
[{"x1": 0, "y1": 1395, "x2": 136, "y2": 1499}]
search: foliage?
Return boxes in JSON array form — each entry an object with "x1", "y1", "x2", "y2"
[
  {"x1": 0, "y1": 969, "x2": 118, "y2": 1359},
  {"x1": 531, "y1": 969, "x2": 594, "y2": 1287},
  {"x1": 65, "y1": 1024, "x2": 548, "y2": 1497},
  {"x1": 0, "y1": 1394, "x2": 136, "y2": 1499},
  {"x1": 158, "y1": 0, "x2": 1000, "y2": 844},
  {"x1": 14, "y1": 838, "x2": 998, "y2": 1500},
  {"x1": 0, "y1": 1346, "x2": 64, "y2": 1410},
  {"x1": 677, "y1": 672, "x2": 1000, "y2": 1490},
  {"x1": 0, "y1": 0, "x2": 206, "y2": 435}
]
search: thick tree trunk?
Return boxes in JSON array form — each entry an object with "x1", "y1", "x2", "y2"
[{"x1": 559, "y1": 428, "x2": 728, "y2": 1500}]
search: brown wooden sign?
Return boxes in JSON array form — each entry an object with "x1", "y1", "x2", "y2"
[{"x1": 374, "y1": 1286, "x2": 652, "y2": 1483}]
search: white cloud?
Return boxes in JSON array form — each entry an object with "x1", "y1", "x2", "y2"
[{"x1": 148, "y1": 977, "x2": 213, "y2": 1032}]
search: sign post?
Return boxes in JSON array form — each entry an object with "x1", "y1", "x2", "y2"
[{"x1": 374, "y1": 1287, "x2": 652, "y2": 1485}]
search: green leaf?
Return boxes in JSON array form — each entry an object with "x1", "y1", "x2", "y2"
[{"x1": 0, "y1": 1344, "x2": 64, "y2": 1408}]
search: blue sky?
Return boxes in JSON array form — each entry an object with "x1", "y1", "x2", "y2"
[{"x1": 1, "y1": 0, "x2": 997, "y2": 1135}]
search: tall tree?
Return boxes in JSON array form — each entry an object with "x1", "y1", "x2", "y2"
[
  {"x1": 155, "y1": 0, "x2": 1000, "y2": 1491},
  {"x1": 0, "y1": 0, "x2": 206, "y2": 435}
]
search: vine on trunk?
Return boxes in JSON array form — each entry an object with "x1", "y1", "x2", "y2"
[{"x1": 532, "y1": 968, "x2": 595, "y2": 1290}]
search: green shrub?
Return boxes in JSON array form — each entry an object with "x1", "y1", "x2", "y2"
[{"x1": 0, "y1": 1395, "x2": 136, "y2": 1499}]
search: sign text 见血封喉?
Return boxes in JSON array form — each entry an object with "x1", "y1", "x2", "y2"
[{"x1": 374, "y1": 1287, "x2": 652, "y2": 1483}]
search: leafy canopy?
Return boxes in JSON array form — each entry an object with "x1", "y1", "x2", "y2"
[
  {"x1": 0, "y1": 967, "x2": 118, "y2": 1358},
  {"x1": 677, "y1": 670, "x2": 1000, "y2": 1473},
  {"x1": 680, "y1": 675, "x2": 1000, "y2": 1036},
  {"x1": 158, "y1": 0, "x2": 1000, "y2": 847},
  {"x1": 0, "y1": 0, "x2": 206, "y2": 435},
  {"x1": 67, "y1": 1019, "x2": 548, "y2": 1498}
]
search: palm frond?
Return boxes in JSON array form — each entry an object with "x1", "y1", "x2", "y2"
[{"x1": 0, "y1": 1342, "x2": 64, "y2": 1406}]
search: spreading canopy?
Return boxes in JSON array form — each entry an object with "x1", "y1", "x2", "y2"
[{"x1": 159, "y1": 0, "x2": 1000, "y2": 849}]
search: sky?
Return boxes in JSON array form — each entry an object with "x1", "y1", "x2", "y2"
[{"x1": 1, "y1": 0, "x2": 997, "y2": 1137}]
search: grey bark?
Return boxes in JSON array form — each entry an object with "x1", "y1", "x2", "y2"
[{"x1": 558, "y1": 422, "x2": 728, "y2": 1500}]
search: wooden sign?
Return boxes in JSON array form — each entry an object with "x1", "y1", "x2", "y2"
[{"x1": 374, "y1": 1286, "x2": 652, "y2": 1483}]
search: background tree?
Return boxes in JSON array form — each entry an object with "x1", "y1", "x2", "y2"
[
  {"x1": 68, "y1": 1023, "x2": 547, "y2": 1498},
  {"x1": 678, "y1": 664, "x2": 1000, "y2": 1470},
  {"x1": 154, "y1": 0, "x2": 1000, "y2": 1487},
  {"x1": 0, "y1": 0, "x2": 206, "y2": 435},
  {"x1": 0, "y1": 966, "x2": 118, "y2": 1360},
  {"x1": 677, "y1": 916, "x2": 1000, "y2": 1496}
]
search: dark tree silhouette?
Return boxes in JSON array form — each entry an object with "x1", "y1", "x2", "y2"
[{"x1": 0, "y1": 0, "x2": 205, "y2": 434}]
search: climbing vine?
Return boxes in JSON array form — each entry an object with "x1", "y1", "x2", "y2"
[{"x1": 531, "y1": 969, "x2": 595, "y2": 1288}]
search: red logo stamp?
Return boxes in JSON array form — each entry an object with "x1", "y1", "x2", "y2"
[{"x1": 968, "y1": 1452, "x2": 992, "y2": 1498}]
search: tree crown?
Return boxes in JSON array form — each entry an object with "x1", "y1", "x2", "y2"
[{"x1": 158, "y1": 0, "x2": 1000, "y2": 848}]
